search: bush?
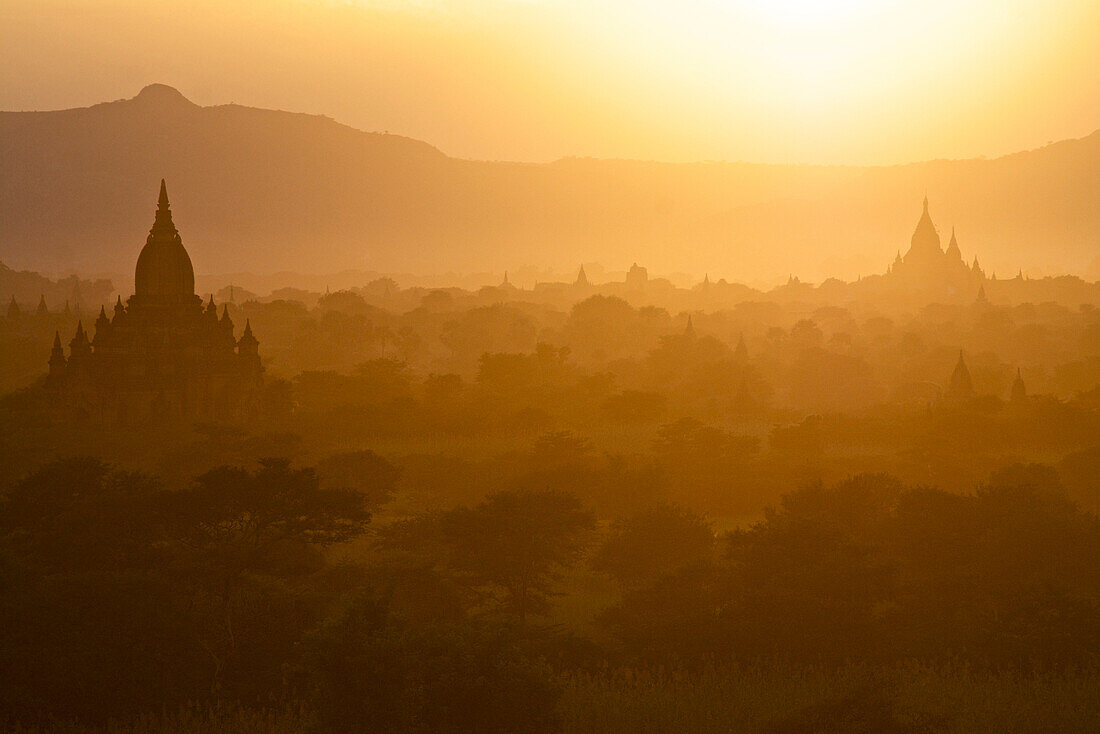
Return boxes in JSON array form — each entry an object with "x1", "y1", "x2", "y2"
[{"x1": 298, "y1": 592, "x2": 561, "y2": 733}]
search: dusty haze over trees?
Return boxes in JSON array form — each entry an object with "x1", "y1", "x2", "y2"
[{"x1": 3, "y1": 3, "x2": 1100, "y2": 727}]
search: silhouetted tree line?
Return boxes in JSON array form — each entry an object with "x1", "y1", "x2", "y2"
[
  {"x1": 2, "y1": 277, "x2": 1099, "y2": 729},
  {"x1": 2, "y1": 454, "x2": 1098, "y2": 729}
]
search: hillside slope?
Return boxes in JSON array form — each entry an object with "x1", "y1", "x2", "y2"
[{"x1": 2, "y1": 85, "x2": 1098, "y2": 281}]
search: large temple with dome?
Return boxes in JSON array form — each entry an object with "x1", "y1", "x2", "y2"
[
  {"x1": 885, "y1": 197, "x2": 986, "y2": 299},
  {"x1": 46, "y1": 180, "x2": 262, "y2": 423}
]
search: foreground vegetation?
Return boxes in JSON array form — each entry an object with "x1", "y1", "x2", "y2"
[
  {"x1": 3, "y1": 286, "x2": 1098, "y2": 731},
  {"x1": 11, "y1": 665, "x2": 1100, "y2": 733},
  {"x1": 2, "y1": 453, "x2": 1098, "y2": 731}
]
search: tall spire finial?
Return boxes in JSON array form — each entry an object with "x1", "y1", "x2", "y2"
[
  {"x1": 923, "y1": 194, "x2": 929, "y2": 212},
  {"x1": 148, "y1": 178, "x2": 178, "y2": 238}
]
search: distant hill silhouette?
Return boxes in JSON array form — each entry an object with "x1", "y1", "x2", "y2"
[
  {"x1": 2, "y1": 84, "x2": 1099, "y2": 281},
  {"x1": 1, "y1": 260, "x2": 113, "y2": 312}
]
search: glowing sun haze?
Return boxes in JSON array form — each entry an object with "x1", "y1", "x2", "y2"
[{"x1": 2, "y1": 0, "x2": 1098, "y2": 164}]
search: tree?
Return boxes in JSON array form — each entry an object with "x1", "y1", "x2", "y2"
[
  {"x1": 0, "y1": 460, "x2": 202, "y2": 720},
  {"x1": 351, "y1": 358, "x2": 414, "y2": 403},
  {"x1": 0, "y1": 456, "x2": 161, "y2": 574},
  {"x1": 298, "y1": 592, "x2": 560, "y2": 734},
  {"x1": 653, "y1": 417, "x2": 759, "y2": 460},
  {"x1": 440, "y1": 304, "x2": 538, "y2": 365},
  {"x1": 530, "y1": 430, "x2": 594, "y2": 469},
  {"x1": 161, "y1": 458, "x2": 371, "y2": 575},
  {"x1": 720, "y1": 475, "x2": 901, "y2": 663},
  {"x1": 157, "y1": 458, "x2": 373, "y2": 691},
  {"x1": 593, "y1": 503, "x2": 715, "y2": 590},
  {"x1": 601, "y1": 390, "x2": 666, "y2": 423},
  {"x1": 315, "y1": 449, "x2": 400, "y2": 509},
  {"x1": 789, "y1": 319, "x2": 823, "y2": 350},
  {"x1": 384, "y1": 490, "x2": 596, "y2": 624},
  {"x1": 316, "y1": 289, "x2": 369, "y2": 314}
]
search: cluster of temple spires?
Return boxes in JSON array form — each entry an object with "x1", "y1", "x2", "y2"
[
  {"x1": 7, "y1": 295, "x2": 81, "y2": 319},
  {"x1": 28, "y1": 185, "x2": 1032, "y2": 410},
  {"x1": 39, "y1": 180, "x2": 263, "y2": 425},
  {"x1": 888, "y1": 197, "x2": 987, "y2": 276},
  {"x1": 679, "y1": 314, "x2": 1028, "y2": 405},
  {"x1": 47, "y1": 294, "x2": 259, "y2": 378},
  {"x1": 945, "y1": 350, "x2": 1027, "y2": 403}
]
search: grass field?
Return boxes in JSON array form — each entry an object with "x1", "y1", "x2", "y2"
[
  {"x1": 559, "y1": 663, "x2": 1100, "y2": 733},
  {"x1": 14, "y1": 664, "x2": 1099, "y2": 733}
]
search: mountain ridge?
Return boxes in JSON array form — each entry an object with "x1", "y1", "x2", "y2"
[{"x1": 2, "y1": 85, "x2": 1098, "y2": 282}]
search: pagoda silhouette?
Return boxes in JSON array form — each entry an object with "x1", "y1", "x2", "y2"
[
  {"x1": 886, "y1": 197, "x2": 985, "y2": 299},
  {"x1": 46, "y1": 181, "x2": 262, "y2": 423}
]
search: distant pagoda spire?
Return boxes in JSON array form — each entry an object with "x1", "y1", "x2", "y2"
[
  {"x1": 575, "y1": 265, "x2": 588, "y2": 287},
  {"x1": 945, "y1": 227, "x2": 962, "y2": 261},
  {"x1": 94, "y1": 305, "x2": 110, "y2": 344},
  {"x1": 975, "y1": 284, "x2": 988, "y2": 304},
  {"x1": 906, "y1": 196, "x2": 942, "y2": 261},
  {"x1": 1010, "y1": 368, "x2": 1027, "y2": 403},
  {"x1": 7, "y1": 295, "x2": 21, "y2": 319},
  {"x1": 236, "y1": 319, "x2": 262, "y2": 382},
  {"x1": 945, "y1": 350, "x2": 974, "y2": 401},
  {"x1": 684, "y1": 314, "x2": 695, "y2": 337},
  {"x1": 37, "y1": 294, "x2": 49, "y2": 315},
  {"x1": 69, "y1": 320, "x2": 92, "y2": 363},
  {"x1": 239, "y1": 319, "x2": 259, "y2": 350},
  {"x1": 152, "y1": 178, "x2": 177, "y2": 234},
  {"x1": 219, "y1": 303, "x2": 234, "y2": 335},
  {"x1": 48, "y1": 330, "x2": 66, "y2": 377},
  {"x1": 733, "y1": 332, "x2": 749, "y2": 363}
]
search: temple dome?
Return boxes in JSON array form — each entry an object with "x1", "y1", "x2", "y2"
[
  {"x1": 905, "y1": 196, "x2": 942, "y2": 264},
  {"x1": 135, "y1": 180, "x2": 195, "y2": 297}
]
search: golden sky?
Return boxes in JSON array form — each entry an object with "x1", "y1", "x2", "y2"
[{"x1": 3, "y1": 0, "x2": 1099, "y2": 164}]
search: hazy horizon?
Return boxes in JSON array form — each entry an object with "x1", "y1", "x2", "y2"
[
  {"x1": 4, "y1": 0, "x2": 1100, "y2": 166},
  {"x1": 6, "y1": 80, "x2": 1100, "y2": 172},
  {"x1": 5, "y1": 82, "x2": 1100, "y2": 284}
]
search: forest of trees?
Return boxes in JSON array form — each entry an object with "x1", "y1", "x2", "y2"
[
  {"x1": 3, "y1": 457, "x2": 1098, "y2": 731},
  {"x1": 2, "y1": 280, "x2": 1099, "y2": 731}
]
